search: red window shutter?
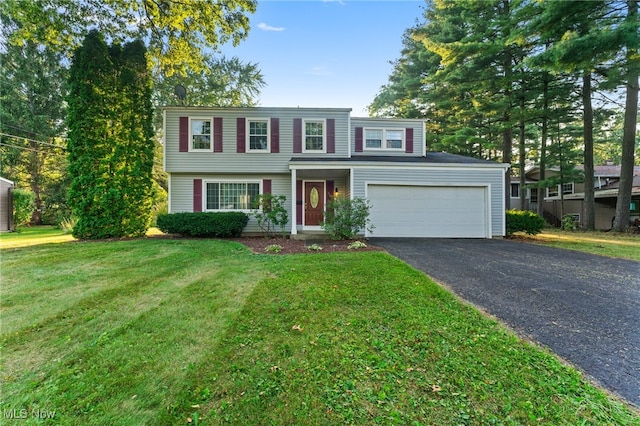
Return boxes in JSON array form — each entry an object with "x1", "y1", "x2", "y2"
[
  {"x1": 296, "y1": 180, "x2": 303, "y2": 225},
  {"x1": 270, "y1": 118, "x2": 279, "y2": 153},
  {"x1": 193, "y1": 179, "x2": 203, "y2": 212},
  {"x1": 179, "y1": 117, "x2": 189, "y2": 152},
  {"x1": 405, "y1": 128, "x2": 414, "y2": 153},
  {"x1": 355, "y1": 127, "x2": 363, "y2": 152},
  {"x1": 214, "y1": 117, "x2": 223, "y2": 152},
  {"x1": 263, "y1": 179, "x2": 272, "y2": 195},
  {"x1": 326, "y1": 180, "x2": 334, "y2": 199},
  {"x1": 327, "y1": 119, "x2": 335, "y2": 153},
  {"x1": 293, "y1": 118, "x2": 302, "y2": 153},
  {"x1": 236, "y1": 118, "x2": 246, "y2": 153}
]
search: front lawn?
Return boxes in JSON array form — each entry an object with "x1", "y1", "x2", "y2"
[
  {"x1": 1, "y1": 236, "x2": 637, "y2": 425},
  {"x1": 514, "y1": 229, "x2": 640, "y2": 262}
]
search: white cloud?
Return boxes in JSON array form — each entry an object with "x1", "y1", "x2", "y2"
[
  {"x1": 257, "y1": 22, "x2": 285, "y2": 32},
  {"x1": 308, "y1": 66, "x2": 335, "y2": 77}
]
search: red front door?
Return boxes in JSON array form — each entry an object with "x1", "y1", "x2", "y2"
[{"x1": 304, "y1": 181, "x2": 325, "y2": 226}]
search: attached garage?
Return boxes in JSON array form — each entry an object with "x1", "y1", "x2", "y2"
[{"x1": 367, "y1": 184, "x2": 489, "y2": 238}]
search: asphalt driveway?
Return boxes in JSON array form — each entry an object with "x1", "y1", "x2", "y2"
[{"x1": 372, "y1": 238, "x2": 640, "y2": 408}]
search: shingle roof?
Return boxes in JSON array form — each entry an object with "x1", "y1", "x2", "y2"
[{"x1": 290, "y1": 152, "x2": 503, "y2": 165}]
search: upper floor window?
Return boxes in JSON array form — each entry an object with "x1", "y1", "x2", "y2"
[
  {"x1": 304, "y1": 120, "x2": 325, "y2": 152},
  {"x1": 190, "y1": 118, "x2": 212, "y2": 151},
  {"x1": 546, "y1": 183, "x2": 574, "y2": 198},
  {"x1": 205, "y1": 181, "x2": 260, "y2": 211},
  {"x1": 562, "y1": 183, "x2": 574, "y2": 195},
  {"x1": 364, "y1": 128, "x2": 404, "y2": 151},
  {"x1": 247, "y1": 119, "x2": 269, "y2": 152}
]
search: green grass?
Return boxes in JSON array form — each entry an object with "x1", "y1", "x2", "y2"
[
  {"x1": 514, "y1": 229, "x2": 640, "y2": 261},
  {"x1": 1, "y1": 230, "x2": 638, "y2": 425},
  {"x1": 0, "y1": 225, "x2": 76, "y2": 248}
]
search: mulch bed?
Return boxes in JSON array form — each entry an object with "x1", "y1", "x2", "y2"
[{"x1": 232, "y1": 236, "x2": 384, "y2": 255}]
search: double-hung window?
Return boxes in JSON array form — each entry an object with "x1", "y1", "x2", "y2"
[
  {"x1": 247, "y1": 119, "x2": 269, "y2": 152},
  {"x1": 364, "y1": 128, "x2": 404, "y2": 151},
  {"x1": 562, "y1": 183, "x2": 574, "y2": 195},
  {"x1": 304, "y1": 120, "x2": 325, "y2": 152},
  {"x1": 205, "y1": 181, "x2": 260, "y2": 211},
  {"x1": 190, "y1": 118, "x2": 212, "y2": 151}
]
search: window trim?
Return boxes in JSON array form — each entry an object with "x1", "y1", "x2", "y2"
[
  {"x1": 189, "y1": 117, "x2": 214, "y2": 152},
  {"x1": 302, "y1": 119, "x2": 326, "y2": 153},
  {"x1": 203, "y1": 179, "x2": 262, "y2": 212},
  {"x1": 245, "y1": 118, "x2": 271, "y2": 153},
  {"x1": 363, "y1": 127, "x2": 405, "y2": 151}
]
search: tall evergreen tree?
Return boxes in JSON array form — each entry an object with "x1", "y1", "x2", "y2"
[
  {"x1": 67, "y1": 30, "x2": 154, "y2": 239},
  {"x1": 612, "y1": 0, "x2": 639, "y2": 231}
]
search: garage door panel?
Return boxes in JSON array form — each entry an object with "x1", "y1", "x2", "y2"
[{"x1": 368, "y1": 185, "x2": 487, "y2": 238}]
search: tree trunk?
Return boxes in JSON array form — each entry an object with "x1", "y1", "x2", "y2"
[
  {"x1": 612, "y1": 0, "x2": 638, "y2": 232},
  {"x1": 537, "y1": 72, "x2": 549, "y2": 217},
  {"x1": 582, "y1": 72, "x2": 595, "y2": 230},
  {"x1": 519, "y1": 91, "x2": 526, "y2": 210}
]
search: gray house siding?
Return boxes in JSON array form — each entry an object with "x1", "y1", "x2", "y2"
[
  {"x1": 0, "y1": 177, "x2": 14, "y2": 232},
  {"x1": 164, "y1": 107, "x2": 351, "y2": 175},
  {"x1": 351, "y1": 117, "x2": 425, "y2": 157},
  {"x1": 169, "y1": 173, "x2": 291, "y2": 234},
  {"x1": 352, "y1": 166, "x2": 505, "y2": 237}
]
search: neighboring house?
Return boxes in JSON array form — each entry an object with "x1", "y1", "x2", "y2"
[
  {"x1": 0, "y1": 177, "x2": 15, "y2": 232},
  {"x1": 163, "y1": 107, "x2": 509, "y2": 238},
  {"x1": 510, "y1": 164, "x2": 640, "y2": 230}
]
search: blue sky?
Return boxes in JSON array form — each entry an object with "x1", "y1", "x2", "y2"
[{"x1": 220, "y1": 0, "x2": 424, "y2": 116}]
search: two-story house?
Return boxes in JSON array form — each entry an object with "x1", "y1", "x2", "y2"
[
  {"x1": 163, "y1": 107, "x2": 509, "y2": 238},
  {"x1": 510, "y1": 164, "x2": 640, "y2": 229}
]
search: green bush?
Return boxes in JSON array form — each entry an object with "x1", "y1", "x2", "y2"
[
  {"x1": 12, "y1": 189, "x2": 35, "y2": 229},
  {"x1": 322, "y1": 196, "x2": 374, "y2": 240},
  {"x1": 506, "y1": 209, "x2": 545, "y2": 235},
  {"x1": 156, "y1": 212, "x2": 249, "y2": 237},
  {"x1": 252, "y1": 194, "x2": 288, "y2": 237}
]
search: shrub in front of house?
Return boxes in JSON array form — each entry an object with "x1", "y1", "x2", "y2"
[
  {"x1": 505, "y1": 209, "x2": 545, "y2": 235},
  {"x1": 156, "y1": 212, "x2": 249, "y2": 237},
  {"x1": 322, "y1": 196, "x2": 374, "y2": 240}
]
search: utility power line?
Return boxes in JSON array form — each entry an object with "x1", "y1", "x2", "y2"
[{"x1": 0, "y1": 132, "x2": 66, "y2": 149}]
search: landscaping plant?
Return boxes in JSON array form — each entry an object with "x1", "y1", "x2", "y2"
[
  {"x1": 252, "y1": 194, "x2": 288, "y2": 237},
  {"x1": 506, "y1": 209, "x2": 545, "y2": 235},
  {"x1": 66, "y1": 30, "x2": 155, "y2": 239},
  {"x1": 322, "y1": 196, "x2": 374, "y2": 240}
]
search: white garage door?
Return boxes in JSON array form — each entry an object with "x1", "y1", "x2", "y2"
[{"x1": 367, "y1": 185, "x2": 488, "y2": 238}]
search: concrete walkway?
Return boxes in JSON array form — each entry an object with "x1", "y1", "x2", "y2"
[{"x1": 373, "y1": 238, "x2": 640, "y2": 408}]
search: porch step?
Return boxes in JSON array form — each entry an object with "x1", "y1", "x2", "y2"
[{"x1": 290, "y1": 231, "x2": 330, "y2": 241}]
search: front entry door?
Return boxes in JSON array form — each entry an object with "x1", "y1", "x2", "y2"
[{"x1": 304, "y1": 181, "x2": 325, "y2": 226}]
